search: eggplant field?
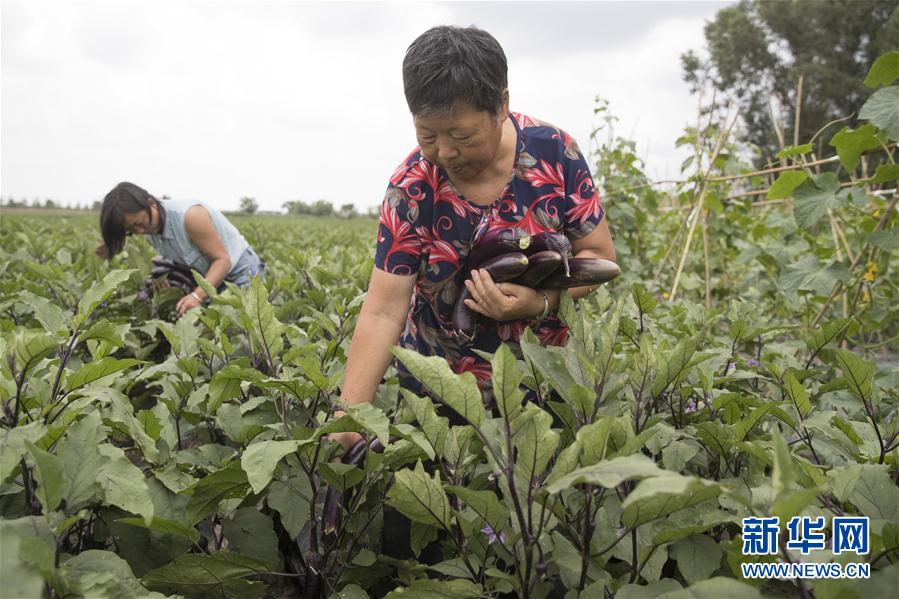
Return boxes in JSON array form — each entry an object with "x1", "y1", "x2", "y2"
[{"x1": 2, "y1": 53, "x2": 899, "y2": 599}]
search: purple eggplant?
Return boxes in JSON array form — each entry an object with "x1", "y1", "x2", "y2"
[
  {"x1": 452, "y1": 252, "x2": 529, "y2": 343},
  {"x1": 462, "y1": 227, "x2": 531, "y2": 280},
  {"x1": 525, "y1": 231, "x2": 572, "y2": 276},
  {"x1": 539, "y1": 257, "x2": 621, "y2": 289},
  {"x1": 509, "y1": 250, "x2": 563, "y2": 288},
  {"x1": 321, "y1": 437, "x2": 387, "y2": 543}
]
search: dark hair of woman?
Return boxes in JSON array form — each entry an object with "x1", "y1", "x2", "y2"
[
  {"x1": 402, "y1": 25, "x2": 508, "y2": 118},
  {"x1": 96, "y1": 181, "x2": 167, "y2": 259}
]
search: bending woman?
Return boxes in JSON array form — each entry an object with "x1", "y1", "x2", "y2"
[{"x1": 96, "y1": 181, "x2": 265, "y2": 316}]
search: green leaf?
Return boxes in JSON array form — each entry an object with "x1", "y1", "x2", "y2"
[
  {"x1": 267, "y1": 460, "x2": 312, "y2": 539},
  {"x1": 651, "y1": 335, "x2": 699, "y2": 397},
  {"x1": 384, "y1": 578, "x2": 482, "y2": 598},
  {"x1": 18, "y1": 291, "x2": 68, "y2": 334},
  {"x1": 0, "y1": 533, "x2": 46, "y2": 599},
  {"x1": 97, "y1": 444, "x2": 155, "y2": 525},
  {"x1": 240, "y1": 440, "x2": 299, "y2": 495},
  {"x1": 491, "y1": 343, "x2": 524, "y2": 423},
  {"x1": 192, "y1": 270, "x2": 219, "y2": 299},
  {"x1": 618, "y1": 580, "x2": 683, "y2": 599},
  {"x1": 806, "y1": 318, "x2": 853, "y2": 357},
  {"x1": 771, "y1": 431, "x2": 795, "y2": 499},
  {"x1": 319, "y1": 462, "x2": 364, "y2": 492},
  {"x1": 513, "y1": 404, "x2": 559, "y2": 482},
  {"x1": 778, "y1": 256, "x2": 850, "y2": 297},
  {"x1": 116, "y1": 517, "x2": 201, "y2": 543},
  {"x1": 632, "y1": 283, "x2": 657, "y2": 315},
  {"x1": 56, "y1": 412, "x2": 107, "y2": 509},
  {"x1": 78, "y1": 320, "x2": 127, "y2": 347},
  {"x1": 776, "y1": 143, "x2": 813, "y2": 159},
  {"x1": 784, "y1": 371, "x2": 812, "y2": 418},
  {"x1": 864, "y1": 163, "x2": 899, "y2": 184},
  {"x1": 546, "y1": 454, "x2": 664, "y2": 494},
  {"x1": 62, "y1": 550, "x2": 166, "y2": 599},
  {"x1": 0, "y1": 421, "x2": 48, "y2": 483},
  {"x1": 846, "y1": 465, "x2": 899, "y2": 523},
  {"x1": 142, "y1": 552, "x2": 269, "y2": 597},
  {"x1": 620, "y1": 475, "x2": 720, "y2": 527},
  {"x1": 391, "y1": 347, "x2": 485, "y2": 427},
  {"x1": 868, "y1": 227, "x2": 899, "y2": 250},
  {"x1": 186, "y1": 462, "x2": 250, "y2": 524},
  {"x1": 208, "y1": 365, "x2": 263, "y2": 414},
  {"x1": 445, "y1": 485, "x2": 508, "y2": 532},
  {"x1": 24, "y1": 440, "x2": 64, "y2": 511},
  {"x1": 671, "y1": 535, "x2": 723, "y2": 585},
  {"x1": 767, "y1": 171, "x2": 808, "y2": 200},
  {"x1": 859, "y1": 86, "x2": 899, "y2": 141},
  {"x1": 829, "y1": 125, "x2": 887, "y2": 171},
  {"x1": 658, "y1": 577, "x2": 761, "y2": 599},
  {"x1": 66, "y1": 358, "x2": 142, "y2": 393},
  {"x1": 400, "y1": 390, "x2": 448, "y2": 457},
  {"x1": 222, "y1": 508, "x2": 280, "y2": 570},
  {"x1": 74, "y1": 269, "x2": 136, "y2": 329},
  {"x1": 792, "y1": 172, "x2": 840, "y2": 228},
  {"x1": 834, "y1": 349, "x2": 875, "y2": 403},
  {"x1": 865, "y1": 51, "x2": 899, "y2": 88},
  {"x1": 12, "y1": 330, "x2": 58, "y2": 373},
  {"x1": 242, "y1": 276, "x2": 284, "y2": 360},
  {"x1": 347, "y1": 402, "x2": 389, "y2": 446},
  {"x1": 386, "y1": 461, "x2": 451, "y2": 529}
]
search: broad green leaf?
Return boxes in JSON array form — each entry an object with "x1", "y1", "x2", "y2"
[
  {"x1": 267, "y1": 460, "x2": 312, "y2": 539},
  {"x1": 546, "y1": 454, "x2": 663, "y2": 494},
  {"x1": 18, "y1": 291, "x2": 68, "y2": 334},
  {"x1": 79, "y1": 320, "x2": 127, "y2": 347},
  {"x1": 386, "y1": 461, "x2": 451, "y2": 529},
  {"x1": 658, "y1": 577, "x2": 761, "y2": 599},
  {"x1": 618, "y1": 580, "x2": 683, "y2": 599},
  {"x1": 392, "y1": 347, "x2": 485, "y2": 427},
  {"x1": 192, "y1": 270, "x2": 219, "y2": 299},
  {"x1": 185, "y1": 462, "x2": 250, "y2": 524},
  {"x1": 859, "y1": 86, "x2": 899, "y2": 140},
  {"x1": 347, "y1": 402, "x2": 389, "y2": 445},
  {"x1": 66, "y1": 358, "x2": 142, "y2": 393},
  {"x1": 240, "y1": 439, "x2": 299, "y2": 494},
  {"x1": 865, "y1": 163, "x2": 899, "y2": 184},
  {"x1": 778, "y1": 256, "x2": 850, "y2": 297},
  {"x1": 142, "y1": 552, "x2": 269, "y2": 597},
  {"x1": 662, "y1": 439, "x2": 700, "y2": 472},
  {"x1": 0, "y1": 421, "x2": 47, "y2": 483},
  {"x1": 0, "y1": 533, "x2": 45, "y2": 598},
  {"x1": 771, "y1": 431, "x2": 795, "y2": 499},
  {"x1": 620, "y1": 475, "x2": 720, "y2": 527},
  {"x1": 75, "y1": 269, "x2": 136, "y2": 328},
  {"x1": 767, "y1": 170, "x2": 808, "y2": 200},
  {"x1": 13, "y1": 330, "x2": 58, "y2": 373},
  {"x1": 242, "y1": 276, "x2": 284, "y2": 360},
  {"x1": 595, "y1": 295, "x2": 625, "y2": 382},
  {"x1": 829, "y1": 125, "x2": 887, "y2": 171},
  {"x1": 771, "y1": 487, "x2": 821, "y2": 522},
  {"x1": 208, "y1": 365, "x2": 263, "y2": 413},
  {"x1": 784, "y1": 371, "x2": 812, "y2": 417},
  {"x1": 651, "y1": 335, "x2": 699, "y2": 397},
  {"x1": 24, "y1": 440, "x2": 64, "y2": 511},
  {"x1": 513, "y1": 404, "x2": 559, "y2": 482},
  {"x1": 834, "y1": 349, "x2": 876, "y2": 403},
  {"x1": 97, "y1": 444, "x2": 154, "y2": 525},
  {"x1": 653, "y1": 509, "x2": 739, "y2": 544},
  {"x1": 671, "y1": 535, "x2": 723, "y2": 585},
  {"x1": 865, "y1": 51, "x2": 899, "y2": 87},
  {"x1": 61, "y1": 550, "x2": 166, "y2": 599},
  {"x1": 56, "y1": 412, "x2": 108, "y2": 509},
  {"x1": 319, "y1": 462, "x2": 364, "y2": 492},
  {"x1": 792, "y1": 172, "x2": 840, "y2": 228},
  {"x1": 544, "y1": 438, "x2": 582, "y2": 486},
  {"x1": 400, "y1": 390, "x2": 448, "y2": 456},
  {"x1": 384, "y1": 578, "x2": 482, "y2": 598},
  {"x1": 520, "y1": 330, "x2": 579, "y2": 405},
  {"x1": 116, "y1": 517, "x2": 201, "y2": 543},
  {"x1": 805, "y1": 318, "x2": 853, "y2": 357},
  {"x1": 632, "y1": 283, "x2": 657, "y2": 315},
  {"x1": 491, "y1": 343, "x2": 524, "y2": 423},
  {"x1": 846, "y1": 465, "x2": 899, "y2": 523},
  {"x1": 445, "y1": 485, "x2": 508, "y2": 531},
  {"x1": 222, "y1": 507, "x2": 280, "y2": 570}
]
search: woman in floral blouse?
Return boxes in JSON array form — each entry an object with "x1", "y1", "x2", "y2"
[{"x1": 332, "y1": 25, "x2": 616, "y2": 450}]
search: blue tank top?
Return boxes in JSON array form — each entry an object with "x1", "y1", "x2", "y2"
[{"x1": 147, "y1": 199, "x2": 249, "y2": 276}]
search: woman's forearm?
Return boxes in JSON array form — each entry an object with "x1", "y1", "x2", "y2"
[
  {"x1": 339, "y1": 307, "x2": 407, "y2": 409},
  {"x1": 197, "y1": 257, "x2": 231, "y2": 297}
]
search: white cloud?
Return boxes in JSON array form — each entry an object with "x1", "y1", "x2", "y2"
[{"x1": 1, "y1": 1, "x2": 729, "y2": 211}]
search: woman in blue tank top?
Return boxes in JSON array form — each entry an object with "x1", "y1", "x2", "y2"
[{"x1": 96, "y1": 181, "x2": 265, "y2": 316}]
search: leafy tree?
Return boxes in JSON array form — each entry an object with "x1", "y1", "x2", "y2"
[
  {"x1": 310, "y1": 199, "x2": 334, "y2": 217},
  {"x1": 683, "y1": 0, "x2": 899, "y2": 165},
  {"x1": 239, "y1": 196, "x2": 258, "y2": 215},
  {"x1": 339, "y1": 203, "x2": 358, "y2": 219}
]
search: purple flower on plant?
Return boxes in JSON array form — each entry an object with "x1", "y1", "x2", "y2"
[
  {"x1": 481, "y1": 525, "x2": 506, "y2": 545},
  {"x1": 138, "y1": 290, "x2": 150, "y2": 302},
  {"x1": 747, "y1": 358, "x2": 761, "y2": 368},
  {"x1": 727, "y1": 362, "x2": 737, "y2": 372},
  {"x1": 684, "y1": 399, "x2": 698, "y2": 414}
]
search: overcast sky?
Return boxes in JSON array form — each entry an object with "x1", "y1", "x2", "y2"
[{"x1": 1, "y1": 1, "x2": 733, "y2": 212}]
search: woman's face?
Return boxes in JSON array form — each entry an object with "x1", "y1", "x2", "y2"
[
  {"x1": 413, "y1": 98, "x2": 508, "y2": 182},
  {"x1": 122, "y1": 202, "x2": 159, "y2": 236}
]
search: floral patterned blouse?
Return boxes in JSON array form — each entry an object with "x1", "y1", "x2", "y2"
[{"x1": 374, "y1": 112, "x2": 605, "y2": 401}]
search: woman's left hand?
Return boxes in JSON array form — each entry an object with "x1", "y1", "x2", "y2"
[
  {"x1": 463, "y1": 269, "x2": 544, "y2": 321},
  {"x1": 175, "y1": 292, "x2": 202, "y2": 317}
]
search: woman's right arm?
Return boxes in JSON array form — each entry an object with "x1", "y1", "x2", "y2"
[{"x1": 330, "y1": 267, "x2": 416, "y2": 449}]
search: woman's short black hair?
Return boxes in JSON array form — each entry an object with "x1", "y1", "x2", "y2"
[
  {"x1": 97, "y1": 181, "x2": 159, "y2": 259},
  {"x1": 402, "y1": 25, "x2": 508, "y2": 117}
]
